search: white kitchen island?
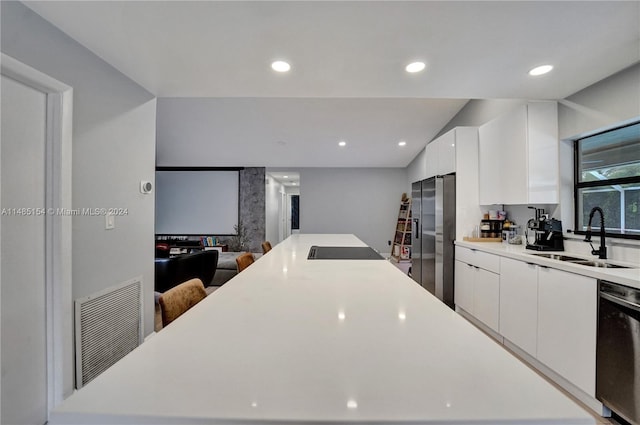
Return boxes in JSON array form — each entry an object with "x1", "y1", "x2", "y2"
[{"x1": 51, "y1": 234, "x2": 594, "y2": 424}]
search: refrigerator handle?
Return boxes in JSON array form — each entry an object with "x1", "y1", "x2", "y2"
[{"x1": 413, "y1": 218, "x2": 420, "y2": 239}]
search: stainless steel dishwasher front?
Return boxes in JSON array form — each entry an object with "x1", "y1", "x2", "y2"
[{"x1": 597, "y1": 280, "x2": 640, "y2": 425}]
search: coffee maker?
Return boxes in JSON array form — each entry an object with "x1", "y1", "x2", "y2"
[{"x1": 525, "y1": 207, "x2": 565, "y2": 251}]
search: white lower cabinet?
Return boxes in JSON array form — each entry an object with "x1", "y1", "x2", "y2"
[
  {"x1": 499, "y1": 257, "x2": 538, "y2": 357},
  {"x1": 473, "y1": 268, "x2": 500, "y2": 332},
  {"x1": 454, "y1": 247, "x2": 500, "y2": 332},
  {"x1": 457, "y1": 248, "x2": 599, "y2": 399},
  {"x1": 537, "y1": 267, "x2": 597, "y2": 396},
  {"x1": 454, "y1": 260, "x2": 474, "y2": 313}
]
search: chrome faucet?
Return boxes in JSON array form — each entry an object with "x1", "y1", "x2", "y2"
[{"x1": 584, "y1": 206, "x2": 607, "y2": 259}]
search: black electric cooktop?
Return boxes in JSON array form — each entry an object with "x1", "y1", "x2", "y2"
[{"x1": 307, "y1": 246, "x2": 384, "y2": 260}]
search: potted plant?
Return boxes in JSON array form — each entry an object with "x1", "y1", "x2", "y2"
[{"x1": 226, "y1": 221, "x2": 249, "y2": 252}]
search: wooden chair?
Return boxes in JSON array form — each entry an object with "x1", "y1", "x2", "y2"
[
  {"x1": 236, "y1": 252, "x2": 255, "y2": 272},
  {"x1": 158, "y1": 278, "x2": 207, "y2": 327},
  {"x1": 261, "y1": 241, "x2": 272, "y2": 254}
]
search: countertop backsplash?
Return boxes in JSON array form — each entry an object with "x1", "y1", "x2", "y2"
[
  {"x1": 478, "y1": 204, "x2": 640, "y2": 266},
  {"x1": 562, "y1": 236, "x2": 640, "y2": 265}
]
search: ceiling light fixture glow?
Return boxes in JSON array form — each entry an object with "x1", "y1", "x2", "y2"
[
  {"x1": 398, "y1": 141, "x2": 407, "y2": 147},
  {"x1": 271, "y1": 61, "x2": 291, "y2": 72},
  {"x1": 338, "y1": 141, "x2": 347, "y2": 147},
  {"x1": 529, "y1": 65, "x2": 553, "y2": 76},
  {"x1": 405, "y1": 62, "x2": 426, "y2": 73}
]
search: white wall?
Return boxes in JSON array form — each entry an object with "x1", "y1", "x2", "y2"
[
  {"x1": 433, "y1": 99, "x2": 526, "y2": 139},
  {"x1": 265, "y1": 175, "x2": 285, "y2": 244},
  {"x1": 1, "y1": 1, "x2": 157, "y2": 396},
  {"x1": 296, "y1": 168, "x2": 407, "y2": 253},
  {"x1": 559, "y1": 63, "x2": 640, "y2": 140}
]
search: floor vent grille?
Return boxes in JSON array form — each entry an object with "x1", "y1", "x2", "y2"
[{"x1": 74, "y1": 277, "x2": 143, "y2": 389}]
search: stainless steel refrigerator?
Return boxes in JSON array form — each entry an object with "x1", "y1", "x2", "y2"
[{"x1": 411, "y1": 174, "x2": 456, "y2": 308}]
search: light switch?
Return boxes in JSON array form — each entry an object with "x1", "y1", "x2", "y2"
[{"x1": 105, "y1": 213, "x2": 115, "y2": 230}]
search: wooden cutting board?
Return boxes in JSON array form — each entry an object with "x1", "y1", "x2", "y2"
[{"x1": 462, "y1": 237, "x2": 502, "y2": 242}]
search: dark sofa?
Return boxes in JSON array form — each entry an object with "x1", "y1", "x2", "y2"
[{"x1": 154, "y1": 250, "x2": 219, "y2": 292}]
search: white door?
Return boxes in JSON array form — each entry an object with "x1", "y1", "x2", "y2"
[{"x1": 1, "y1": 75, "x2": 48, "y2": 424}]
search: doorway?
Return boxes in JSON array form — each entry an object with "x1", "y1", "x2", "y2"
[
  {"x1": 265, "y1": 171, "x2": 300, "y2": 243},
  {"x1": 290, "y1": 194, "x2": 300, "y2": 234},
  {"x1": 1, "y1": 54, "x2": 73, "y2": 424}
]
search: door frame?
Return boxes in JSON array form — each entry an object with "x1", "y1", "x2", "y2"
[{"x1": 1, "y1": 53, "x2": 74, "y2": 417}]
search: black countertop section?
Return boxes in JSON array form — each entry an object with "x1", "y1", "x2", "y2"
[{"x1": 307, "y1": 246, "x2": 384, "y2": 260}]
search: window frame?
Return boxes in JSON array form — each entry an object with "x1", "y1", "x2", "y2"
[{"x1": 573, "y1": 121, "x2": 640, "y2": 241}]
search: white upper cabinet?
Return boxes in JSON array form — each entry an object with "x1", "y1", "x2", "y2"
[
  {"x1": 454, "y1": 127, "x2": 481, "y2": 240},
  {"x1": 478, "y1": 101, "x2": 559, "y2": 205},
  {"x1": 436, "y1": 129, "x2": 456, "y2": 176},
  {"x1": 425, "y1": 140, "x2": 438, "y2": 179},
  {"x1": 425, "y1": 128, "x2": 459, "y2": 178}
]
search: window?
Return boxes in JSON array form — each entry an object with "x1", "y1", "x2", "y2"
[{"x1": 575, "y1": 121, "x2": 640, "y2": 239}]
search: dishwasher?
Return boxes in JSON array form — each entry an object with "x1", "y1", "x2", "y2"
[{"x1": 597, "y1": 280, "x2": 640, "y2": 425}]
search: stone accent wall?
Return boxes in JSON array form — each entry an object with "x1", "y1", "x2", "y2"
[{"x1": 239, "y1": 167, "x2": 265, "y2": 252}]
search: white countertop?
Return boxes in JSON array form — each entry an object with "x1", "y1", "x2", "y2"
[
  {"x1": 455, "y1": 240, "x2": 640, "y2": 289},
  {"x1": 51, "y1": 234, "x2": 594, "y2": 425}
]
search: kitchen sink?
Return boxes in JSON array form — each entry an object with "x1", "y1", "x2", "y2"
[
  {"x1": 530, "y1": 253, "x2": 585, "y2": 262},
  {"x1": 530, "y1": 253, "x2": 633, "y2": 268},
  {"x1": 569, "y1": 260, "x2": 631, "y2": 269}
]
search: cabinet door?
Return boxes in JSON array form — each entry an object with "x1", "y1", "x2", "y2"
[
  {"x1": 527, "y1": 101, "x2": 559, "y2": 204},
  {"x1": 537, "y1": 268, "x2": 597, "y2": 396},
  {"x1": 454, "y1": 127, "x2": 480, "y2": 241},
  {"x1": 425, "y1": 141, "x2": 438, "y2": 179},
  {"x1": 478, "y1": 117, "x2": 503, "y2": 205},
  {"x1": 499, "y1": 257, "x2": 538, "y2": 356},
  {"x1": 498, "y1": 105, "x2": 528, "y2": 204},
  {"x1": 473, "y1": 268, "x2": 500, "y2": 332},
  {"x1": 437, "y1": 130, "x2": 456, "y2": 175},
  {"x1": 454, "y1": 260, "x2": 474, "y2": 313}
]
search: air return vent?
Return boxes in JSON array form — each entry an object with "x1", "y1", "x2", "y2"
[{"x1": 74, "y1": 277, "x2": 143, "y2": 388}]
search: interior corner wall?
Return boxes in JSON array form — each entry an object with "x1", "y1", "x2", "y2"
[
  {"x1": 1, "y1": 0, "x2": 157, "y2": 382},
  {"x1": 558, "y1": 63, "x2": 640, "y2": 139},
  {"x1": 432, "y1": 99, "x2": 527, "y2": 139},
  {"x1": 297, "y1": 168, "x2": 408, "y2": 253}
]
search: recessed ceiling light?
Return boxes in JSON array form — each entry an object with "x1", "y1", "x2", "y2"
[
  {"x1": 338, "y1": 141, "x2": 347, "y2": 147},
  {"x1": 271, "y1": 61, "x2": 291, "y2": 72},
  {"x1": 283, "y1": 175, "x2": 288, "y2": 178},
  {"x1": 529, "y1": 65, "x2": 553, "y2": 76},
  {"x1": 405, "y1": 62, "x2": 426, "y2": 73},
  {"x1": 398, "y1": 141, "x2": 407, "y2": 147}
]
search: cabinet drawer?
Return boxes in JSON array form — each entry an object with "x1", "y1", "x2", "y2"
[{"x1": 456, "y1": 246, "x2": 499, "y2": 273}]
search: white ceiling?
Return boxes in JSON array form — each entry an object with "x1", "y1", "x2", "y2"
[{"x1": 23, "y1": 1, "x2": 640, "y2": 167}]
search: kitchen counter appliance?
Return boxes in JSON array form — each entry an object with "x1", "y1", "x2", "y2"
[
  {"x1": 411, "y1": 174, "x2": 456, "y2": 308},
  {"x1": 597, "y1": 280, "x2": 640, "y2": 425},
  {"x1": 525, "y1": 207, "x2": 564, "y2": 251}
]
